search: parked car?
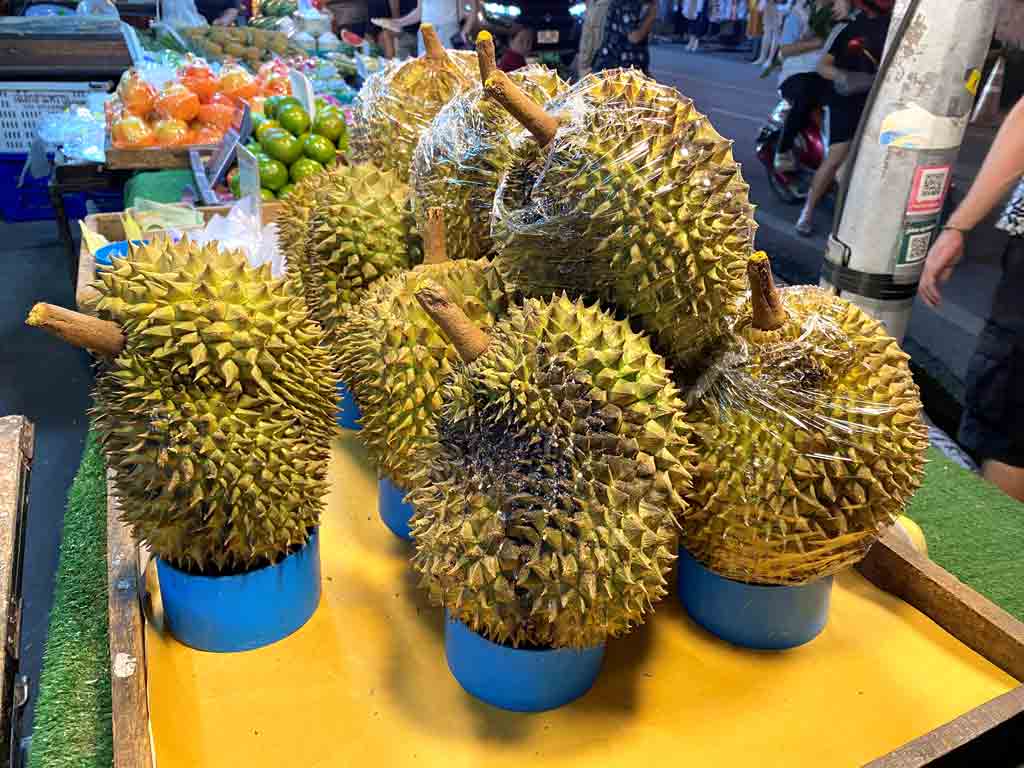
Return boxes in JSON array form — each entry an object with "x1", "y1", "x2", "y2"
[{"x1": 478, "y1": 0, "x2": 585, "y2": 72}]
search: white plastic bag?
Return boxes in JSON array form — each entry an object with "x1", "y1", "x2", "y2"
[
  {"x1": 160, "y1": 0, "x2": 207, "y2": 29},
  {"x1": 189, "y1": 196, "x2": 285, "y2": 278}
]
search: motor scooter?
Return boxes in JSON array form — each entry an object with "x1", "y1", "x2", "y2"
[{"x1": 755, "y1": 98, "x2": 829, "y2": 204}]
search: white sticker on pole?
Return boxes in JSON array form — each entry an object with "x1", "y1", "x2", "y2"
[
  {"x1": 288, "y1": 69, "x2": 317, "y2": 123},
  {"x1": 879, "y1": 104, "x2": 967, "y2": 150},
  {"x1": 237, "y1": 144, "x2": 262, "y2": 216},
  {"x1": 906, "y1": 165, "x2": 951, "y2": 216}
]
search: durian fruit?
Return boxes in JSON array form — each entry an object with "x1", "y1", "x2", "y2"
[
  {"x1": 410, "y1": 32, "x2": 566, "y2": 262},
  {"x1": 276, "y1": 163, "x2": 327, "y2": 298},
  {"x1": 303, "y1": 162, "x2": 422, "y2": 350},
  {"x1": 486, "y1": 68, "x2": 754, "y2": 373},
  {"x1": 337, "y1": 210, "x2": 508, "y2": 493},
  {"x1": 681, "y1": 254, "x2": 929, "y2": 585},
  {"x1": 409, "y1": 288, "x2": 695, "y2": 649},
  {"x1": 27, "y1": 238, "x2": 337, "y2": 573},
  {"x1": 350, "y1": 24, "x2": 475, "y2": 182}
]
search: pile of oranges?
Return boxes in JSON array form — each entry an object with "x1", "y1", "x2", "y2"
[{"x1": 109, "y1": 58, "x2": 292, "y2": 149}]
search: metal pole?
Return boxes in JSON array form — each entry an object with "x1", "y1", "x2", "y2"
[{"x1": 820, "y1": 0, "x2": 998, "y2": 341}]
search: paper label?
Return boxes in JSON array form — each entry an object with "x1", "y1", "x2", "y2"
[
  {"x1": 906, "y1": 165, "x2": 951, "y2": 216},
  {"x1": 237, "y1": 144, "x2": 262, "y2": 213},
  {"x1": 897, "y1": 219, "x2": 938, "y2": 266},
  {"x1": 288, "y1": 69, "x2": 317, "y2": 123},
  {"x1": 879, "y1": 104, "x2": 967, "y2": 150}
]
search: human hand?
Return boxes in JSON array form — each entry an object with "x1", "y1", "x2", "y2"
[
  {"x1": 628, "y1": 28, "x2": 645, "y2": 44},
  {"x1": 918, "y1": 228, "x2": 966, "y2": 308}
]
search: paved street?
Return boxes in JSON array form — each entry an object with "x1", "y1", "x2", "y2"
[{"x1": 648, "y1": 42, "x2": 1005, "y2": 435}]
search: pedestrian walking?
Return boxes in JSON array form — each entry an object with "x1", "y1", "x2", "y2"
[
  {"x1": 919, "y1": 95, "x2": 1024, "y2": 502},
  {"x1": 590, "y1": 0, "x2": 658, "y2": 74}
]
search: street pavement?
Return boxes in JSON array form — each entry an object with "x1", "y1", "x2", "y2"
[{"x1": 648, "y1": 42, "x2": 1004, "y2": 436}]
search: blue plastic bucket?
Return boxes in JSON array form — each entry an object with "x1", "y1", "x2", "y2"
[
  {"x1": 444, "y1": 614, "x2": 605, "y2": 712},
  {"x1": 378, "y1": 475, "x2": 413, "y2": 541},
  {"x1": 156, "y1": 529, "x2": 322, "y2": 652},
  {"x1": 95, "y1": 240, "x2": 148, "y2": 267},
  {"x1": 336, "y1": 380, "x2": 361, "y2": 430},
  {"x1": 677, "y1": 547, "x2": 832, "y2": 650}
]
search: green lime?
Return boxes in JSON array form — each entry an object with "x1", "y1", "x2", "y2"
[
  {"x1": 278, "y1": 183, "x2": 295, "y2": 198},
  {"x1": 303, "y1": 134, "x2": 336, "y2": 165},
  {"x1": 277, "y1": 104, "x2": 311, "y2": 137},
  {"x1": 289, "y1": 157, "x2": 324, "y2": 183},
  {"x1": 264, "y1": 95, "x2": 284, "y2": 118},
  {"x1": 259, "y1": 187, "x2": 277, "y2": 201},
  {"x1": 255, "y1": 119, "x2": 281, "y2": 141},
  {"x1": 259, "y1": 126, "x2": 289, "y2": 153},
  {"x1": 264, "y1": 131, "x2": 303, "y2": 165},
  {"x1": 312, "y1": 110, "x2": 346, "y2": 144},
  {"x1": 251, "y1": 112, "x2": 266, "y2": 132},
  {"x1": 244, "y1": 139, "x2": 263, "y2": 155},
  {"x1": 275, "y1": 96, "x2": 303, "y2": 115},
  {"x1": 258, "y1": 156, "x2": 289, "y2": 190},
  {"x1": 228, "y1": 169, "x2": 240, "y2": 198}
]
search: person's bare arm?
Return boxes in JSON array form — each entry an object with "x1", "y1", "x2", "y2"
[
  {"x1": 920, "y1": 97, "x2": 1024, "y2": 306},
  {"x1": 627, "y1": 2, "x2": 657, "y2": 44},
  {"x1": 816, "y1": 52, "x2": 840, "y2": 81},
  {"x1": 779, "y1": 35, "x2": 822, "y2": 59},
  {"x1": 388, "y1": 0, "x2": 400, "y2": 17},
  {"x1": 395, "y1": 0, "x2": 421, "y2": 27}
]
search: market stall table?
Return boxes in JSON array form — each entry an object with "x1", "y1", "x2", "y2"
[{"x1": 107, "y1": 431, "x2": 1024, "y2": 768}]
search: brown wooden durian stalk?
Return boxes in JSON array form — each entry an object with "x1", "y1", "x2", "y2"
[
  {"x1": 422, "y1": 207, "x2": 449, "y2": 266},
  {"x1": 484, "y1": 71, "x2": 560, "y2": 147},
  {"x1": 415, "y1": 285, "x2": 491, "y2": 363},
  {"x1": 476, "y1": 30, "x2": 497, "y2": 83},
  {"x1": 25, "y1": 302, "x2": 125, "y2": 357},
  {"x1": 421, "y1": 23, "x2": 450, "y2": 64},
  {"x1": 748, "y1": 252, "x2": 787, "y2": 331}
]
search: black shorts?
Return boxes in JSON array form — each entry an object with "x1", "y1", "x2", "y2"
[
  {"x1": 827, "y1": 90, "x2": 867, "y2": 145},
  {"x1": 958, "y1": 236, "x2": 1024, "y2": 467}
]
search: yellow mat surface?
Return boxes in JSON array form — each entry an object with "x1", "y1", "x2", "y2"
[{"x1": 147, "y1": 433, "x2": 1018, "y2": 767}]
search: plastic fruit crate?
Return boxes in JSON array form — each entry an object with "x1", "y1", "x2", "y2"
[{"x1": 0, "y1": 81, "x2": 109, "y2": 154}]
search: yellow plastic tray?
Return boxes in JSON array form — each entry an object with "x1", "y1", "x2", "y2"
[{"x1": 145, "y1": 434, "x2": 1017, "y2": 767}]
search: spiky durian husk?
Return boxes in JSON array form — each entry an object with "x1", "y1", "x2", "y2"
[
  {"x1": 492, "y1": 68, "x2": 754, "y2": 372},
  {"x1": 277, "y1": 168, "x2": 328, "y2": 300},
  {"x1": 91, "y1": 238, "x2": 337, "y2": 573},
  {"x1": 305, "y1": 163, "x2": 421, "y2": 350},
  {"x1": 337, "y1": 260, "x2": 508, "y2": 490},
  {"x1": 350, "y1": 50, "x2": 474, "y2": 181},
  {"x1": 682, "y1": 287, "x2": 929, "y2": 585},
  {"x1": 409, "y1": 295, "x2": 695, "y2": 649},
  {"x1": 410, "y1": 65, "x2": 566, "y2": 262}
]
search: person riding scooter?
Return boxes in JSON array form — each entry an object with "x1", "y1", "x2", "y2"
[
  {"x1": 773, "y1": 0, "x2": 839, "y2": 173},
  {"x1": 796, "y1": 0, "x2": 892, "y2": 236}
]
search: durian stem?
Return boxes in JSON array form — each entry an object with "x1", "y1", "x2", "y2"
[
  {"x1": 25, "y1": 302, "x2": 125, "y2": 356},
  {"x1": 421, "y1": 23, "x2": 448, "y2": 62},
  {"x1": 415, "y1": 286, "x2": 490, "y2": 363},
  {"x1": 748, "y1": 252, "x2": 787, "y2": 331},
  {"x1": 476, "y1": 30, "x2": 497, "y2": 83},
  {"x1": 423, "y1": 208, "x2": 449, "y2": 265},
  {"x1": 484, "y1": 70, "x2": 559, "y2": 147}
]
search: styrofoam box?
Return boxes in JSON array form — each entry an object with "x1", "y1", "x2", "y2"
[{"x1": 0, "y1": 81, "x2": 110, "y2": 154}]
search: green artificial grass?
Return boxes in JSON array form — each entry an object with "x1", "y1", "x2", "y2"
[
  {"x1": 907, "y1": 447, "x2": 1024, "y2": 622},
  {"x1": 28, "y1": 433, "x2": 112, "y2": 768}
]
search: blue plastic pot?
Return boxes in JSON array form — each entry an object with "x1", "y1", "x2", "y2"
[
  {"x1": 677, "y1": 547, "x2": 832, "y2": 650},
  {"x1": 336, "y1": 380, "x2": 362, "y2": 430},
  {"x1": 95, "y1": 240, "x2": 148, "y2": 268},
  {"x1": 378, "y1": 475, "x2": 413, "y2": 541},
  {"x1": 445, "y1": 614, "x2": 605, "y2": 712},
  {"x1": 156, "y1": 529, "x2": 322, "y2": 652}
]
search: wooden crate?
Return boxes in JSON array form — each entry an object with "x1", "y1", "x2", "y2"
[
  {"x1": 106, "y1": 469, "x2": 1024, "y2": 768},
  {"x1": 103, "y1": 143, "x2": 217, "y2": 172},
  {"x1": 75, "y1": 201, "x2": 284, "y2": 315}
]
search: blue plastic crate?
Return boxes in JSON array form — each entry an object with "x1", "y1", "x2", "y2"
[{"x1": 0, "y1": 152, "x2": 87, "y2": 223}]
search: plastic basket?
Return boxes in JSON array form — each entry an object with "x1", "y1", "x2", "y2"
[
  {"x1": 0, "y1": 82, "x2": 110, "y2": 154},
  {"x1": 0, "y1": 153, "x2": 86, "y2": 223}
]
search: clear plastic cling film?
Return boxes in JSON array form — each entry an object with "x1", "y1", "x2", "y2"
[
  {"x1": 679, "y1": 284, "x2": 928, "y2": 586},
  {"x1": 408, "y1": 65, "x2": 566, "y2": 261}
]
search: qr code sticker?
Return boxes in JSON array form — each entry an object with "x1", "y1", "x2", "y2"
[
  {"x1": 918, "y1": 168, "x2": 948, "y2": 202},
  {"x1": 905, "y1": 232, "x2": 932, "y2": 263}
]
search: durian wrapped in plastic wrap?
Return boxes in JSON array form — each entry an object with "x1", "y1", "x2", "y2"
[
  {"x1": 680, "y1": 255, "x2": 929, "y2": 586},
  {"x1": 349, "y1": 24, "x2": 476, "y2": 182},
  {"x1": 485, "y1": 67, "x2": 755, "y2": 374},
  {"x1": 410, "y1": 32, "x2": 566, "y2": 262}
]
